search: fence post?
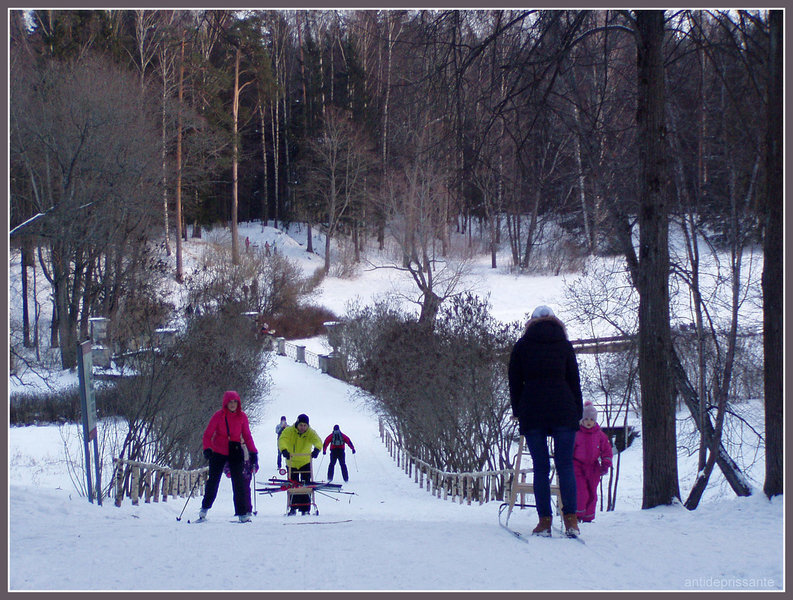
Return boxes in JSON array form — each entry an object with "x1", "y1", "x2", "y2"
[
  {"x1": 131, "y1": 465, "x2": 140, "y2": 505},
  {"x1": 295, "y1": 345, "x2": 306, "y2": 363},
  {"x1": 114, "y1": 458, "x2": 124, "y2": 507},
  {"x1": 276, "y1": 337, "x2": 286, "y2": 356}
]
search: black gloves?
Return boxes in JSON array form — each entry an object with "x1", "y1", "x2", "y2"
[
  {"x1": 352, "y1": 449, "x2": 356, "y2": 454},
  {"x1": 281, "y1": 449, "x2": 290, "y2": 459},
  {"x1": 249, "y1": 452, "x2": 258, "y2": 467},
  {"x1": 311, "y1": 448, "x2": 320, "y2": 458},
  {"x1": 323, "y1": 450, "x2": 327, "y2": 455},
  {"x1": 203, "y1": 448, "x2": 213, "y2": 461}
]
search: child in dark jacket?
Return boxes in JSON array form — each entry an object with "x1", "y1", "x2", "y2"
[{"x1": 573, "y1": 401, "x2": 613, "y2": 523}]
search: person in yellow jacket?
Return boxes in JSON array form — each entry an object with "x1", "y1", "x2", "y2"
[{"x1": 278, "y1": 413, "x2": 323, "y2": 515}]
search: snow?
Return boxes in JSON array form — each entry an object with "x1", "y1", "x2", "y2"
[{"x1": 8, "y1": 221, "x2": 783, "y2": 591}]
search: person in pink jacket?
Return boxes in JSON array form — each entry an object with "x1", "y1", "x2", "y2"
[
  {"x1": 573, "y1": 401, "x2": 613, "y2": 523},
  {"x1": 197, "y1": 390, "x2": 259, "y2": 523}
]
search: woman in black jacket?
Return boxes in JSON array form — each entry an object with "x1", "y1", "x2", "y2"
[{"x1": 508, "y1": 305, "x2": 583, "y2": 538}]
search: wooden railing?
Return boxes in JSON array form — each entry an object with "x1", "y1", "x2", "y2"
[
  {"x1": 113, "y1": 457, "x2": 208, "y2": 507},
  {"x1": 378, "y1": 420, "x2": 523, "y2": 506}
]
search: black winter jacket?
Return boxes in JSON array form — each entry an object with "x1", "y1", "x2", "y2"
[{"x1": 508, "y1": 316, "x2": 583, "y2": 433}]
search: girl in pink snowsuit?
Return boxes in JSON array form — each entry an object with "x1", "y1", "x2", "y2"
[{"x1": 573, "y1": 402, "x2": 613, "y2": 523}]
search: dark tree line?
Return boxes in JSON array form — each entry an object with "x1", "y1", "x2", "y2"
[{"x1": 9, "y1": 9, "x2": 781, "y2": 503}]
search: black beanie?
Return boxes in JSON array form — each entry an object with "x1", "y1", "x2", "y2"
[
  {"x1": 296, "y1": 413, "x2": 309, "y2": 426},
  {"x1": 333, "y1": 424, "x2": 340, "y2": 430}
]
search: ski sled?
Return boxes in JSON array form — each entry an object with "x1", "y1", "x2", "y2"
[
  {"x1": 499, "y1": 433, "x2": 584, "y2": 543},
  {"x1": 257, "y1": 453, "x2": 357, "y2": 516}
]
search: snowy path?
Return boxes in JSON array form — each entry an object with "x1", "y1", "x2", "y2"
[{"x1": 9, "y1": 355, "x2": 783, "y2": 591}]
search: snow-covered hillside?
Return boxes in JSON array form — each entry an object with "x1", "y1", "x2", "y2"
[
  {"x1": 9, "y1": 355, "x2": 783, "y2": 591},
  {"x1": 8, "y1": 221, "x2": 782, "y2": 591}
]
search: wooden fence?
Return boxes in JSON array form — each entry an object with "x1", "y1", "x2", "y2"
[
  {"x1": 113, "y1": 457, "x2": 208, "y2": 507},
  {"x1": 378, "y1": 420, "x2": 522, "y2": 506},
  {"x1": 109, "y1": 333, "x2": 630, "y2": 510}
]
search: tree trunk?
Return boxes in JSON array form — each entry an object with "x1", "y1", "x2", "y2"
[
  {"x1": 231, "y1": 45, "x2": 241, "y2": 266},
  {"x1": 635, "y1": 10, "x2": 680, "y2": 509},
  {"x1": 259, "y1": 101, "x2": 269, "y2": 225},
  {"x1": 763, "y1": 9, "x2": 783, "y2": 499},
  {"x1": 671, "y1": 350, "x2": 752, "y2": 497},
  {"x1": 21, "y1": 238, "x2": 33, "y2": 347},
  {"x1": 174, "y1": 30, "x2": 185, "y2": 283},
  {"x1": 161, "y1": 46, "x2": 171, "y2": 257}
]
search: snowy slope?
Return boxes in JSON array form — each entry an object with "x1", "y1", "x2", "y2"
[
  {"x1": 8, "y1": 221, "x2": 781, "y2": 591},
  {"x1": 8, "y1": 354, "x2": 783, "y2": 591}
]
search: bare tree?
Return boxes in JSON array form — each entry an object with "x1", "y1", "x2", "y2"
[
  {"x1": 299, "y1": 107, "x2": 376, "y2": 274},
  {"x1": 10, "y1": 53, "x2": 161, "y2": 368},
  {"x1": 762, "y1": 9, "x2": 783, "y2": 499},
  {"x1": 634, "y1": 10, "x2": 680, "y2": 508}
]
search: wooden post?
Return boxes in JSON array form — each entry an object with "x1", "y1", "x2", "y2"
[
  {"x1": 114, "y1": 458, "x2": 124, "y2": 507},
  {"x1": 131, "y1": 465, "x2": 140, "y2": 505}
]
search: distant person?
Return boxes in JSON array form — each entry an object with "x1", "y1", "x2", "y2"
[
  {"x1": 264, "y1": 241, "x2": 271, "y2": 256},
  {"x1": 322, "y1": 424, "x2": 356, "y2": 482},
  {"x1": 278, "y1": 413, "x2": 322, "y2": 515},
  {"x1": 245, "y1": 236, "x2": 250, "y2": 252},
  {"x1": 198, "y1": 391, "x2": 258, "y2": 523},
  {"x1": 508, "y1": 305, "x2": 583, "y2": 538},
  {"x1": 275, "y1": 415, "x2": 288, "y2": 469},
  {"x1": 574, "y1": 402, "x2": 613, "y2": 523}
]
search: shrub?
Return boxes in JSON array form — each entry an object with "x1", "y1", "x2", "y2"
[{"x1": 269, "y1": 304, "x2": 338, "y2": 339}]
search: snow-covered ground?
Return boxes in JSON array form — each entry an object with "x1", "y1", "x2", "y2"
[{"x1": 8, "y1": 221, "x2": 783, "y2": 591}]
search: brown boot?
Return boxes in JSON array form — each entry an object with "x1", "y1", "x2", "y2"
[
  {"x1": 531, "y1": 516, "x2": 552, "y2": 537},
  {"x1": 563, "y1": 513, "x2": 580, "y2": 538}
]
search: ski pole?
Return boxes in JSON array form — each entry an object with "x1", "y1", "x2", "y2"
[
  {"x1": 353, "y1": 451, "x2": 359, "y2": 472},
  {"x1": 176, "y1": 474, "x2": 202, "y2": 521},
  {"x1": 252, "y1": 468, "x2": 258, "y2": 515}
]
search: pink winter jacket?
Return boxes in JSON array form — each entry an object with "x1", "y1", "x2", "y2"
[
  {"x1": 573, "y1": 423, "x2": 613, "y2": 475},
  {"x1": 202, "y1": 391, "x2": 258, "y2": 456}
]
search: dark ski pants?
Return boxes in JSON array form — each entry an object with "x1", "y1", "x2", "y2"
[
  {"x1": 288, "y1": 463, "x2": 312, "y2": 513},
  {"x1": 524, "y1": 426, "x2": 577, "y2": 518},
  {"x1": 202, "y1": 451, "x2": 249, "y2": 516},
  {"x1": 327, "y1": 448, "x2": 349, "y2": 482}
]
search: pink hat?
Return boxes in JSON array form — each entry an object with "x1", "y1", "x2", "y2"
[{"x1": 582, "y1": 401, "x2": 598, "y2": 421}]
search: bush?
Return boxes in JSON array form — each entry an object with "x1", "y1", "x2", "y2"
[
  {"x1": 345, "y1": 293, "x2": 521, "y2": 476},
  {"x1": 269, "y1": 304, "x2": 338, "y2": 339},
  {"x1": 110, "y1": 308, "x2": 270, "y2": 470},
  {"x1": 10, "y1": 384, "x2": 121, "y2": 426}
]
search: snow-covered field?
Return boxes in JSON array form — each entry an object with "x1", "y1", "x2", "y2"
[{"x1": 8, "y1": 221, "x2": 783, "y2": 591}]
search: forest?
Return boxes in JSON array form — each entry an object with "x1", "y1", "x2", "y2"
[{"x1": 8, "y1": 10, "x2": 782, "y2": 507}]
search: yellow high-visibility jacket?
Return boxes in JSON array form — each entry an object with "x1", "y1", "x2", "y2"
[{"x1": 278, "y1": 425, "x2": 322, "y2": 469}]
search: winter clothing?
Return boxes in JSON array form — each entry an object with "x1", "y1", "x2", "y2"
[
  {"x1": 508, "y1": 315, "x2": 584, "y2": 432},
  {"x1": 200, "y1": 391, "x2": 258, "y2": 518},
  {"x1": 563, "y1": 513, "x2": 580, "y2": 537},
  {"x1": 278, "y1": 417, "x2": 323, "y2": 514},
  {"x1": 279, "y1": 421, "x2": 323, "y2": 469},
  {"x1": 223, "y1": 449, "x2": 259, "y2": 515},
  {"x1": 508, "y1": 311, "x2": 583, "y2": 520},
  {"x1": 276, "y1": 416, "x2": 288, "y2": 468},
  {"x1": 582, "y1": 401, "x2": 598, "y2": 422},
  {"x1": 573, "y1": 421, "x2": 613, "y2": 522},
  {"x1": 531, "y1": 305, "x2": 555, "y2": 319},
  {"x1": 532, "y1": 516, "x2": 553, "y2": 537},
  {"x1": 323, "y1": 425, "x2": 356, "y2": 482},
  {"x1": 524, "y1": 426, "x2": 578, "y2": 518},
  {"x1": 202, "y1": 391, "x2": 258, "y2": 457}
]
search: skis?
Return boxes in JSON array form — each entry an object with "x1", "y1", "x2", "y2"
[
  {"x1": 255, "y1": 477, "x2": 350, "y2": 496},
  {"x1": 284, "y1": 519, "x2": 352, "y2": 525},
  {"x1": 498, "y1": 502, "x2": 586, "y2": 544},
  {"x1": 187, "y1": 517, "x2": 206, "y2": 524}
]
